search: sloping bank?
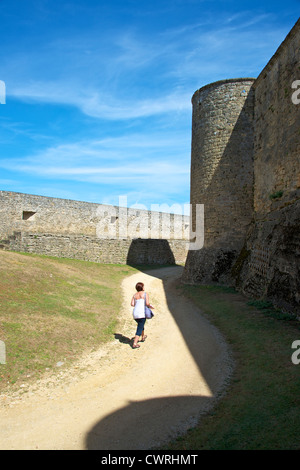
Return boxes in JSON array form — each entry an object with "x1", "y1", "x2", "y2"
[{"x1": 0, "y1": 266, "x2": 233, "y2": 450}]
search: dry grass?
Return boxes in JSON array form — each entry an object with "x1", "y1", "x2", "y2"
[{"x1": 0, "y1": 251, "x2": 137, "y2": 391}]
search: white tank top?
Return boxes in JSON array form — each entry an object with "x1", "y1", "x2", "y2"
[{"x1": 132, "y1": 293, "x2": 146, "y2": 319}]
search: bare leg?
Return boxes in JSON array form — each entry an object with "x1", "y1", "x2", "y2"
[
  {"x1": 132, "y1": 335, "x2": 140, "y2": 348},
  {"x1": 140, "y1": 330, "x2": 147, "y2": 342}
]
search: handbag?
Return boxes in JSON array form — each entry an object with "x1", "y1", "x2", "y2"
[
  {"x1": 144, "y1": 293, "x2": 154, "y2": 319},
  {"x1": 145, "y1": 305, "x2": 154, "y2": 319}
]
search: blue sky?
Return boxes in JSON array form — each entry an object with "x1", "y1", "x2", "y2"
[{"x1": 0, "y1": 1, "x2": 299, "y2": 213}]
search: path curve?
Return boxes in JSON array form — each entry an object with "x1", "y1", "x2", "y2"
[{"x1": 0, "y1": 266, "x2": 233, "y2": 450}]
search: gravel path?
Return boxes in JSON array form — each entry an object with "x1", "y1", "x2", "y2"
[{"x1": 0, "y1": 266, "x2": 233, "y2": 450}]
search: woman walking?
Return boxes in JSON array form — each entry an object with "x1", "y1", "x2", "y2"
[{"x1": 131, "y1": 282, "x2": 153, "y2": 349}]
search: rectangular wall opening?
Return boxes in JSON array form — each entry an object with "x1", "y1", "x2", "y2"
[{"x1": 22, "y1": 211, "x2": 36, "y2": 220}]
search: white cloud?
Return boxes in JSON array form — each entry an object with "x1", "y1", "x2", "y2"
[
  {"x1": 5, "y1": 11, "x2": 287, "y2": 121},
  {"x1": 0, "y1": 131, "x2": 190, "y2": 188},
  {"x1": 1, "y1": 4, "x2": 295, "y2": 212},
  {"x1": 9, "y1": 80, "x2": 191, "y2": 120}
]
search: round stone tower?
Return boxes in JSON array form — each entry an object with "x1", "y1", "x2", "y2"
[{"x1": 183, "y1": 78, "x2": 255, "y2": 284}]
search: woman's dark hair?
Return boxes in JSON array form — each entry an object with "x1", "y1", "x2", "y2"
[{"x1": 135, "y1": 282, "x2": 144, "y2": 292}]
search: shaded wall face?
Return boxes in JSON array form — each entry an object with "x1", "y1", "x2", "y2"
[
  {"x1": 238, "y1": 23, "x2": 300, "y2": 314},
  {"x1": 185, "y1": 21, "x2": 300, "y2": 313},
  {"x1": 238, "y1": 203, "x2": 300, "y2": 314},
  {"x1": 253, "y1": 25, "x2": 300, "y2": 216}
]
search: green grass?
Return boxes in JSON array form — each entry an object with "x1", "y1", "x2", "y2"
[
  {"x1": 0, "y1": 251, "x2": 137, "y2": 390},
  {"x1": 164, "y1": 284, "x2": 300, "y2": 450},
  {"x1": 1, "y1": 251, "x2": 299, "y2": 449}
]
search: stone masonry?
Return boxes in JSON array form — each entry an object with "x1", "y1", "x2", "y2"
[
  {"x1": 0, "y1": 191, "x2": 189, "y2": 265},
  {"x1": 1, "y1": 19, "x2": 299, "y2": 313},
  {"x1": 185, "y1": 78, "x2": 255, "y2": 284},
  {"x1": 183, "y1": 18, "x2": 300, "y2": 315}
]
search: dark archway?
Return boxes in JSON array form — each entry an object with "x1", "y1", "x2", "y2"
[{"x1": 126, "y1": 238, "x2": 176, "y2": 266}]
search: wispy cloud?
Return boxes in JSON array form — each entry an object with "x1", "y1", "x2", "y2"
[
  {"x1": 0, "y1": 131, "x2": 190, "y2": 188},
  {"x1": 1, "y1": 2, "x2": 296, "y2": 209},
  {"x1": 5, "y1": 11, "x2": 287, "y2": 120},
  {"x1": 10, "y1": 84, "x2": 191, "y2": 120}
]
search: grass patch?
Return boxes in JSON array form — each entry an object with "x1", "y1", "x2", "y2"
[
  {"x1": 164, "y1": 284, "x2": 300, "y2": 450},
  {"x1": 0, "y1": 251, "x2": 137, "y2": 391},
  {"x1": 246, "y1": 299, "x2": 298, "y2": 322}
]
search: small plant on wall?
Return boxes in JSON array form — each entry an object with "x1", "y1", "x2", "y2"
[{"x1": 269, "y1": 190, "x2": 283, "y2": 200}]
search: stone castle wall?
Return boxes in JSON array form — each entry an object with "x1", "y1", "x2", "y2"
[
  {"x1": 0, "y1": 191, "x2": 189, "y2": 265},
  {"x1": 183, "y1": 18, "x2": 300, "y2": 314},
  {"x1": 253, "y1": 20, "x2": 300, "y2": 216},
  {"x1": 237, "y1": 19, "x2": 300, "y2": 313},
  {"x1": 185, "y1": 78, "x2": 255, "y2": 283},
  {"x1": 6, "y1": 232, "x2": 186, "y2": 265},
  {"x1": 1, "y1": 20, "x2": 299, "y2": 311}
]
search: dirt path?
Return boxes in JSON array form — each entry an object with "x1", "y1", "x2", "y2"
[{"x1": 0, "y1": 266, "x2": 233, "y2": 450}]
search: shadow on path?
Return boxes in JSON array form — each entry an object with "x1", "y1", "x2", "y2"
[
  {"x1": 87, "y1": 395, "x2": 212, "y2": 450},
  {"x1": 85, "y1": 266, "x2": 232, "y2": 450},
  {"x1": 114, "y1": 333, "x2": 132, "y2": 347}
]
